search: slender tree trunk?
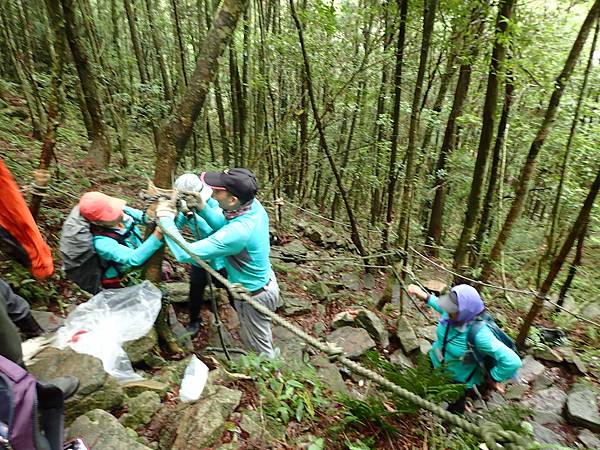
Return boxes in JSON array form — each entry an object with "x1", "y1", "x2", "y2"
[
  {"x1": 516, "y1": 167, "x2": 600, "y2": 348},
  {"x1": 556, "y1": 220, "x2": 587, "y2": 308},
  {"x1": 481, "y1": 0, "x2": 600, "y2": 282},
  {"x1": 145, "y1": 0, "x2": 173, "y2": 101},
  {"x1": 171, "y1": 0, "x2": 189, "y2": 87},
  {"x1": 381, "y1": 0, "x2": 408, "y2": 249},
  {"x1": 123, "y1": 0, "x2": 149, "y2": 84},
  {"x1": 536, "y1": 18, "x2": 599, "y2": 286},
  {"x1": 396, "y1": 0, "x2": 438, "y2": 250},
  {"x1": 453, "y1": 0, "x2": 515, "y2": 273},
  {"x1": 471, "y1": 67, "x2": 515, "y2": 265},
  {"x1": 31, "y1": 0, "x2": 67, "y2": 219},
  {"x1": 60, "y1": 0, "x2": 112, "y2": 167},
  {"x1": 289, "y1": 0, "x2": 366, "y2": 256}
]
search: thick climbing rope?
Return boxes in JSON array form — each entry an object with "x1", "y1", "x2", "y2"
[{"x1": 156, "y1": 221, "x2": 536, "y2": 450}]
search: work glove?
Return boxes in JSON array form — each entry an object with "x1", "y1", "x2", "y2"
[
  {"x1": 180, "y1": 191, "x2": 206, "y2": 212},
  {"x1": 155, "y1": 199, "x2": 178, "y2": 219}
]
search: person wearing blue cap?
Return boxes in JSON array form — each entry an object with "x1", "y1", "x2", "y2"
[
  {"x1": 407, "y1": 283, "x2": 522, "y2": 413},
  {"x1": 156, "y1": 168, "x2": 280, "y2": 358}
]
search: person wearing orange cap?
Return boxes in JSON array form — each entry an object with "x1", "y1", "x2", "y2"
[{"x1": 77, "y1": 192, "x2": 165, "y2": 289}]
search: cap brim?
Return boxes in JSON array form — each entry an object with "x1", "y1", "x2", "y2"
[
  {"x1": 201, "y1": 172, "x2": 227, "y2": 190},
  {"x1": 437, "y1": 293, "x2": 458, "y2": 314}
]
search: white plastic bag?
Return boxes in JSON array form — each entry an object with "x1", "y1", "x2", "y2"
[
  {"x1": 54, "y1": 280, "x2": 162, "y2": 382},
  {"x1": 179, "y1": 355, "x2": 209, "y2": 403}
]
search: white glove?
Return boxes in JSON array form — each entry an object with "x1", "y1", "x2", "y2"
[
  {"x1": 155, "y1": 199, "x2": 177, "y2": 219},
  {"x1": 181, "y1": 191, "x2": 206, "y2": 211}
]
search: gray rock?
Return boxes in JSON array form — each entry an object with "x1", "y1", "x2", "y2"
[
  {"x1": 304, "y1": 225, "x2": 324, "y2": 246},
  {"x1": 281, "y1": 295, "x2": 313, "y2": 316},
  {"x1": 310, "y1": 355, "x2": 348, "y2": 393},
  {"x1": 505, "y1": 383, "x2": 529, "y2": 400},
  {"x1": 331, "y1": 311, "x2": 355, "y2": 329},
  {"x1": 121, "y1": 380, "x2": 170, "y2": 399},
  {"x1": 238, "y1": 410, "x2": 282, "y2": 448},
  {"x1": 396, "y1": 317, "x2": 419, "y2": 353},
  {"x1": 530, "y1": 422, "x2": 566, "y2": 445},
  {"x1": 363, "y1": 273, "x2": 376, "y2": 289},
  {"x1": 573, "y1": 356, "x2": 589, "y2": 375},
  {"x1": 307, "y1": 281, "x2": 331, "y2": 301},
  {"x1": 326, "y1": 326, "x2": 375, "y2": 359},
  {"x1": 578, "y1": 429, "x2": 600, "y2": 449},
  {"x1": 340, "y1": 272, "x2": 361, "y2": 290},
  {"x1": 161, "y1": 384, "x2": 242, "y2": 450},
  {"x1": 556, "y1": 346, "x2": 576, "y2": 363},
  {"x1": 273, "y1": 325, "x2": 306, "y2": 367},
  {"x1": 280, "y1": 239, "x2": 309, "y2": 261},
  {"x1": 67, "y1": 409, "x2": 151, "y2": 450},
  {"x1": 313, "y1": 322, "x2": 326, "y2": 337},
  {"x1": 168, "y1": 305, "x2": 192, "y2": 352},
  {"x1": 162, "y1": 282, "x2": 190, "y2": 303},
  {"x1": 566, "y1": 384, "x2": 600, "y2": 432},
  {"x1": 123, "y1": 328, "x2": 163, "y2": 368},
  {"x1": 532, "y1": 374, "x2": 553, "y2": 391},
  {"x1": 389, "y1": 350, "x2": 414, "y2": 370},
  {"x1": 28, "y1": 348, "x2": 124, "y2": 424},
  {"x1": 418, "y1": 325, "x2": 438, "y2": 342},
  {"x1": 518, "y1": 355, "x2": 546, "y2": 383},
  {"x1": 119, "y1": 391, "x2": 162, "y2": 429},
  {"x1": 533, "y1": 346, "x2": 564, "y2": 363},
  {"x1": 524, "y1": 387, "x2": 567, "y2": 425},
  {"x1": 419, "y1": 339, "x2": 432, "y2": 355},
  {"x1": 31, "y1": 310, "x2": 64, "y2": 332},
  {"x1": 355, "y1": 308, "x2": 389, "y2": 347}
]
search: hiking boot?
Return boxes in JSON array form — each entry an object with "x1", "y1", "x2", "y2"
[
  {"x1": 14, "y1": 313, "x2": 45, "y2": 339},
  {"x1": 47, "y1": 376, "x2": 79, "y2": 399},
  {"x1": 186, "y1": 320, "x2": 202, "y2": 337}
]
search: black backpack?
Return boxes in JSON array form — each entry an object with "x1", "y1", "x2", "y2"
[
  {"x1": 59, "y1": 206, "x2": 137, "y2": 294},
  {"x1": 0, "y1": 355, "x2": 64, "y2": 450}
]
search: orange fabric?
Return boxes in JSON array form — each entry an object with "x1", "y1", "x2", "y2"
[{"x1": 0, "y1": 159, "x2": 54, "y2": 279}]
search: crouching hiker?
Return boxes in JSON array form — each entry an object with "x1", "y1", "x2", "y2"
[
  {"x1": 174, "y1": 173, "x2": 234, "y2": 337},
  {"x1": 61, "y1": 192, "x2": 164, "y2": 294},
  {"x1": 158, "y1": 168, "x2": 281, "y2": 358},
  {"x1": 407, "y1": 283, "x2": 522, "y2": 413}
]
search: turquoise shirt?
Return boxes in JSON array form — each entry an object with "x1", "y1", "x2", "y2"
[
  {"x1": 427, "y1": 295, "x2": 522, "y2": 387},
  {"x1": 174, "y1": 198, "x2": 225, "y2": 271},
  {"x1": 161, "y1": 199, "x2": 272, "y2": 291},
  {"x1": 93, "y1": 206, "x2": 163, "y2": 279}
]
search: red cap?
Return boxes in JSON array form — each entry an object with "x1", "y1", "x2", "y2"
[{"x1": 79, "y1": 192, "x2": 126, "y2": 223}]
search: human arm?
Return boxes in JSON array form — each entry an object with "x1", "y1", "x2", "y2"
[
  {"x1": 474, "y1": 326, "x2": 522, "y2": 384},
  {"x1": 159, "y1": 216, "x2": 248, "y2": 263},
  {"x1": 198, "y1": 200, "x2": 226, "y2": 230},
  {"x1": 94, "y1": 233, "x2": 163, "y2": 268},
  {"x1": 407, "y1": 284, "x2": 445, "y2": 315}
]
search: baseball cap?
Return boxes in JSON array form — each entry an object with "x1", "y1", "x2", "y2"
[
  {"x1": 437, "y1": 289, "x2": 459, "y2": 314},
  {"x1": 201, "y1": 168, "x2": 258, "y2": 203},
  {"x1": 174, "y1": 173, "x2": 213, "y2": 202},
  {"x1": 79, "y1": 192, "x2": 126, "y2": 223}
]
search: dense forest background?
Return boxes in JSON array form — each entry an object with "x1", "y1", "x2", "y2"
[{"x1": 1, "y1": 0, "x2": 600, "y2": 368}]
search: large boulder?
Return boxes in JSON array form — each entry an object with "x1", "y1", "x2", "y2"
[
  {"x1": 518, "y1": 355, "x2": 546, "y2": 383},
  {"x1": 119, "y1": 391, "x2": 162, "y2": 429},
  {"x1": 389, "y1": 350, "x2": 414, "y2": 370},
  {"x1": 31, "y1": 310, "x2": 64, "y2": 332},
  {"x1": 310, "y1": 355, "x2": 348, "y2": 394},
  {"x1": 565, "y1": 383, "x2": 600, "y2": 432},
  {"x1": 355, "y1": 308, "x2": 389, "y2": 348},
  {"x1": 67, "y1": 409, "x2": 151, "y2": 450},
  {"x1": 121, "y1": 379, "x2": 170, "y2": 399},
  {"x1": 307, "y1": 281, "x2": 332, "y2": 301},
  {"x1": 160, "y1": 384, "x2": 242, "y2": 450},
  {"x1": 281, "y1": 295, "x2": 313, "y2": 316},
  {"x1": 326, "y1": 326, "x2": 375, "y2": 359},
  {"x1": 28, "y1": 348, "x2": 124, "y2": 424},
  {"x1": 523, "y1": 386, "x2": 567, "y2": 425},
  {"x1": 123, "y1": 328, "x2": 164, "y2": 368},
  {"x1": 273, "y1": 325, "x2": 307, "y2": 368},
  {"x1": 396, "y1": 317, "x2": 419, "y2": 353},
  {"x1": 280, "y1": 239, "x2": 309, "y2": 262}
]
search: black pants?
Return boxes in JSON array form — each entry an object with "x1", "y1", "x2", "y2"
[{"x1": 188, "y1": 265, "x2": 234, "y2": 323}]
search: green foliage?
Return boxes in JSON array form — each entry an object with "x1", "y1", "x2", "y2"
[{"x1": 230, "y1": 352, "x2": 328, "y2": 425}]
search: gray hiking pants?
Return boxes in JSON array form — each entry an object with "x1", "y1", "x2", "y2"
[
  {"x1": 234, "y1": 276, "x2": 280, "y2": 358},
  {"x1": 0, "y1": 278, "x2": 30, "y2": 365}
]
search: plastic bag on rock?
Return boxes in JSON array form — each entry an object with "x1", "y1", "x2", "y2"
[{"x1": 54, "y1": 280, "x2": 162, "y2": 381}]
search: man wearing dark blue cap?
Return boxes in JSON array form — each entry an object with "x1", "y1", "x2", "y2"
[{"x1": 157, "y1": 168, "x2": 280, "y2": 358}]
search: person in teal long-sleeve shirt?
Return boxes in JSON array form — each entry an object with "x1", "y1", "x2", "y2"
[
  {"x1": 157, "y1": 168, "x2": 280, "y2": 357},
  {"x1": 407, "y1": 283, "x2": 522, "y2": 413},
  {"x1": 174, "y1": 173, "x2": 233, "y2": 336},
  {"x1": 79, "y1": 192, "x2": 164, "y2": 289}
]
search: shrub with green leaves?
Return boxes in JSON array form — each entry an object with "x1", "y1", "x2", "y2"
[{"x1": 230, "y1": 353, "x2": 328, "y2": 424}]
